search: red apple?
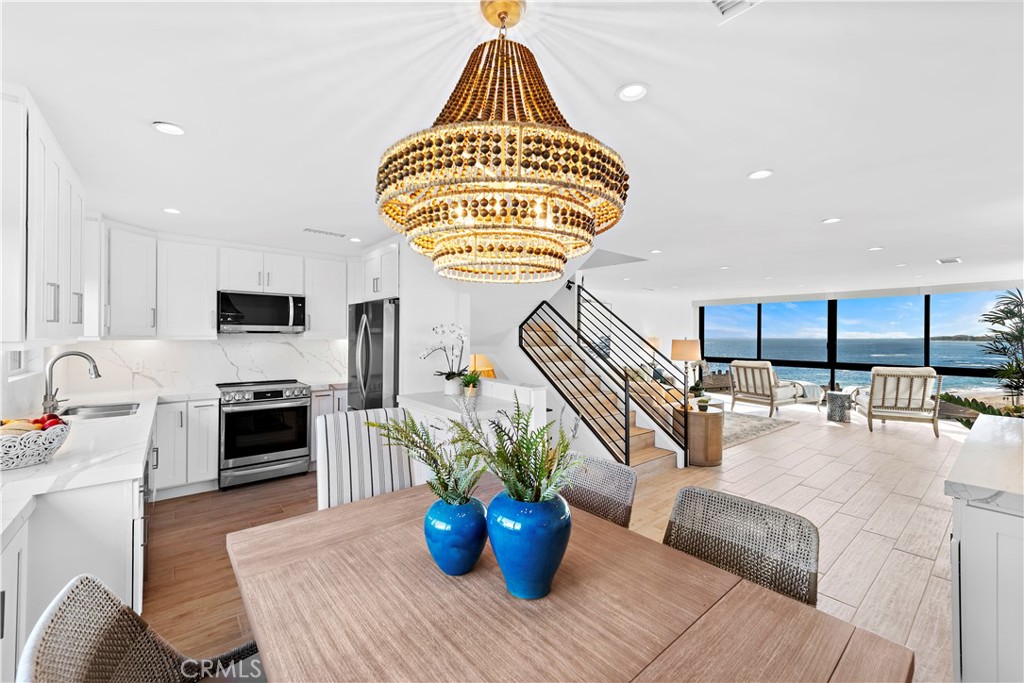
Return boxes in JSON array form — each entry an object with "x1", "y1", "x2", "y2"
[
  {"x1": 31, "y1": 417, "x2": 46, "y2": 425},
  {"x1": 42, "y1": 413, "x2": 60, "y2": 422},
  {"x1": 42, "y1": 418, "x2": 64, "y2": 430}
]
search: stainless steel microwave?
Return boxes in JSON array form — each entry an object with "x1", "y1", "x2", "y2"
[{"x1": 218, "y1": 292, "x2": 305, "y2": 334}]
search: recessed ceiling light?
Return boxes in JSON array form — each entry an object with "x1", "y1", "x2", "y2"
[
  {"x1": 764, "y1": 276, "x2": 774, "y2": 280},
  {"x1": 162, "y1": 207, "x2": 181, "y2": 214},
  {"x1": 152, "y1": 121, "x2": 185, "y2": 136},
  {"x1": 936, "y1": 257, "x2": 962, "y2": 264},
  {"x1": 867, "y1": 246, "x2": 884, "y2": 251},
  {"x1": 617, "y1": 83, "x2": 647, "y2": 102},
  {"x1": 349, "y1": 237, "x2": 362, "y2": 243},
  {"x1": 623, "y1": 277, "x2": 631, "y2": 281},
  {"x1": 895, "y1": 263, "x2": 907, "y2": 267},
  {"x1": 719, "y1": 266, "x2": 731, "y2": 270},
  {"x1": 747, "y1": 169, "x2": 774, "y2": 180},
  {"x1": 671, "y1": 285, "x2": 679, "y2": 289},
  {"x1": 649, "y1": 249, "x2": 662, "y2": 254},
  {"x1": 821, "y1": 217, "x2": 842, "y2": 224}
]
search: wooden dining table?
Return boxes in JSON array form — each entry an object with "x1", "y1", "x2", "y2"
[{"x1": 226, "y1": 476, "x2": 914, "y2": 682}]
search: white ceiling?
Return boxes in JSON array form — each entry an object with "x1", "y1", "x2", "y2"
[{"x1": 4, "y1": 1, "x2": 1022, "y2": 299}]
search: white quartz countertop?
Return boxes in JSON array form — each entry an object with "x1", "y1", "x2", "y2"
[
  {"x1": 945, "y1": 414, "x2": 1023, "y2": 516},
  {"x1": 398, "y1": 391, "x2": 519, "y2": 421}
]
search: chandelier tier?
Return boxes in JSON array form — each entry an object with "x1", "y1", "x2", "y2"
[{"x1": 375, "y1": 3, "x2": 628, "y2": 284}]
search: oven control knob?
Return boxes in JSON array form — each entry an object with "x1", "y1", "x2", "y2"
[
  {"x1": 221, "y1": 393, "x2": 232, "y2": 402},
  {"x1": 301, "y1": 388, "x2": 310, "y2": 396},
  {"x1": 284, "y1": 389, "x2": 293, "y2": 397},
  {"x1": 244, "y1": 392, "x2": 253, "y2": 400},
  {"x1": 233, "y1": 392, "x2": 243, "y2": 401}
]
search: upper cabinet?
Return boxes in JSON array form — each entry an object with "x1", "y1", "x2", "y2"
[
  {"x1": 1, "y1": 84, "x2": 89, "y2": 342},
  {"x1": 358, "y1": 244, "x2": 399, "y2": 302},
  {"x1": 220, "y1": 247, "x2": 303, "y2": 295},
  {"x1": 158, "y1": 241, "x2": 217, "y2": 339},
  {"x1": 107, "y1": 228, "x2": 157, "y2": 338},
  {"x1": 304, "y1": 258, "x2": 347, "y2": 338}
]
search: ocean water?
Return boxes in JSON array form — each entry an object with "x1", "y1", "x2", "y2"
[{"x1": 705, "y1": 338, "x2": 1002, "y2": 392}]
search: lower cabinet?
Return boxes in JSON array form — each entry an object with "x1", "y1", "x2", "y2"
[
  {"x1": 334, "y1": 390, "x2": 348, "y2": 414},
  {"x1": 1, "y1": 523, "x2": 30, "y2": 683},
  {"x1": 311, "y1": 390, "x2": 335, "y2": 467},
  {"x1": 153, "y1": 400, "x2": 219, "y2": 499}
]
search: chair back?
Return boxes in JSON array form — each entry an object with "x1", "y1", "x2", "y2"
[
  {"x1": 730, "y1": 360, "x2": 775, "y2": 397},
  {"x1": 316, "y1": 408, "x2": 414, "y2": 509},
  {"x1": 663, "y1": 487, "x2": 819, "y2": 605},
  {"x1": 562, "y1": 452, "x2": 638, "y2": 528},
  {"x1": 868, "y1": 367, "x2": 940, "y2": 411},
  {"x1": 17, "y1": 575, "x2": 185, "y2": 683}
]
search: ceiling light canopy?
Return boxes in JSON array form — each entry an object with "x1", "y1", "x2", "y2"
[
  {"x1": 821, "y1": 217, "x2": 842, "y2": 224},
  {"x1": 162, "y1": 207, "x2": 181, "y2": 214},
  {"x1": 649, "y1": 249, "x2": 662, "y2": 254},
  {"x1": 747, "y1": 169, "x2": 773, "y2": 180},
  {"x1": 152, "y1": 121, "x2": 184, "y2": 136},
  {"x1": 617, "y1": 83, "x2": 648, "y2": 102},
  {"x1": 868, "y1": 246, "x2": 884, "y2": 251},
  {"x1": 375, "y1": 0, "x2": 628, "y2": 284}
]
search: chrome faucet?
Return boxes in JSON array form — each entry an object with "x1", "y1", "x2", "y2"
[{"x1": 43, "y1": 351, "x2": 101, "y2": 414}]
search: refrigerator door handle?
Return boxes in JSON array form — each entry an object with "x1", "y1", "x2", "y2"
[
  {"x1": 356, "y1": 313, "x2": 369, "y2": 400},
  {"x1": 381, "y1": 301, "x2": 397, "y2": 407},
  {"x1": 364, "y1": 314, "x2": 374, "y2": 399}
]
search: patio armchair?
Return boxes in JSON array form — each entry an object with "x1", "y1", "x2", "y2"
[
  {"x1": 851, "y1": 366, "x2": 943, "y2": 437},
  {"x1": 729, "y1": 360, "x2": 814, "y2": 416}
]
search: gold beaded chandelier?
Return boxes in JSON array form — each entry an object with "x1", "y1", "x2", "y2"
[{"x1": 375, "y1": 0, "x2": 629, "y2": 284}]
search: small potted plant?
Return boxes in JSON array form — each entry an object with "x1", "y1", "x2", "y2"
[
  {"x1": 451, "y1": 399, "x2": 580, "y2": 599},
  {"x1": 370, "y1": 413, "x2": 488, "y2": 576},
  {"x1": 420, "y1": 323, "x2": 467, "y2": 395},
  {"x1": 689, "y1": 379, "x2": 705, "y2": 398},
  {"x1": 462, "y1": 370, "x2": 481, "y2": 397},
  {"x1": 697, "y1": 397, "x2": 711, "y2": 412}
]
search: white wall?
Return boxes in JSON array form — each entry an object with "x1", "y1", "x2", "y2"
[
  {"x1": 583, "y1": 287, "x2": 698, "y2": 358},
  {"x1": 396, "y1": 240, "x2": 471, "y2": 396},
  {"x1": 49, "y1": 338, "x2": 347, "y2": 393}
]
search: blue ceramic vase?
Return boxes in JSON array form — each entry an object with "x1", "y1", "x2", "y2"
[
  {"x1": 486, "y1": 490, "x2": 572, "y2": 599},
  {"x1": 424, "y1": 497, "x2": 488, "y2": 576}
]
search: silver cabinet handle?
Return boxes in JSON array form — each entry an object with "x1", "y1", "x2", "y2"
[
  {"x1": 258, "y1": 271, "x2": 262, "y2": 287},
  {"x1": 266, "y1": 272, "x2": 271, "y2": 287},
  {"x1": 152, "y1": 446, "x2": 159, "y2": 470},
  {"x1": 179, "y1": 410, "x2": 183, "y2": 428},
  {"x1": 192, "y1": 403, "x2": 215, "y2": 408},
  {"x1": 1, "y1": 588, "x2": 5, "y2": 639},
  {"x1": 45, "y1": 282, "x2": 59, "y2": 322},
  {"x1": 151, "y1": 307, "x2": 156, "y2": 328},
  {"x1": 306, "y1": 314, "x2": 310, "y2": 329},
  {"x1": 73, "y1": 292, "x2": 83, "y2": 325}
]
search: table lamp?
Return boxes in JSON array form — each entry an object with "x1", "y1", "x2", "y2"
[
  {"x1": 469, "y1": 354, "x2": 497, "y2": 379},
  {"x1": 671, "y1": 339, "x2": 702, "y2": 393}
]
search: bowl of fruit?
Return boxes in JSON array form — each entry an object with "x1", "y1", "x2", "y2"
[{"x1": 0, "y1": 414, "x2": 71, "y2": 471}]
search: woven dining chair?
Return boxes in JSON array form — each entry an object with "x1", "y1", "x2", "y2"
[
  {"x1": 663, "y1": 487, "x2": 819, "y2": 605},
  {"x1": 562, "y1": 452, "x2": 638, "y2": 528},
  {"x1": 16, "y1": 575, "x2": 259, "y2": 682}
]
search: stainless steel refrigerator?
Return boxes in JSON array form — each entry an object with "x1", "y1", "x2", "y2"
[{"x1": 348, "y1": 298, "x2": 399, "y2": 410}]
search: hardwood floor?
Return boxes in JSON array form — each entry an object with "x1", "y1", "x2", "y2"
[{"x1": 145, "y1": 399, "x2": 961, "y2": 681}]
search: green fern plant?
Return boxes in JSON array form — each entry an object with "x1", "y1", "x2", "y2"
[
  {"x1": 450, "y1": 397, "x2": 580, "y2": 503},
  {"x1": 369, "y1": 414, "x2": 485, "y2": 505}
]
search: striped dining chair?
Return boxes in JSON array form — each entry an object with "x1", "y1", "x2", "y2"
[{"x1": 315, "y1": 408, "x2": 415, "y2": 509}]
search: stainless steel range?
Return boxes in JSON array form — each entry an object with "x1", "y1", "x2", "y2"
[{"x1": 217, "y1": 379, "x2": 311, "y2": 488}]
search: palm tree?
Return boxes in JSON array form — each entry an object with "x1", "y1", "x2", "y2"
[{"x1": 980, "y1": 288, "x2": 1024, "y2": 400}]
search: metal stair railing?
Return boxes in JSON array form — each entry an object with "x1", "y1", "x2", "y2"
[
  {"x1": 575, "y1": 284, "x2": 689, "y2": 461},
  {"x1": 520, "y1": 301, "x2": 633, "y2": 465}
]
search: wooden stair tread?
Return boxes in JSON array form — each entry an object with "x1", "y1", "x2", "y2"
[{"x1": 629, "y1": 446, "x2": 675, "y2": 467}]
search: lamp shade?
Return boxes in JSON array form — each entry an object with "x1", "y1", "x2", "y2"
[
  {"x1": 671, "y1": 339, "x2": 702, "y2": 362},
  {"x1": 469, "y1": 354, "x2": 497, "y2": 378}
]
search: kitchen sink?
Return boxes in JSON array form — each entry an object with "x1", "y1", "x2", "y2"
[{"x1": 59, "y1": 403, "x2": 140, "y2": 419}]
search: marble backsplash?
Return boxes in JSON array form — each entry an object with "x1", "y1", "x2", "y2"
[{"x1": 51, "y1": 338, "x2": 348, "y2": 393}]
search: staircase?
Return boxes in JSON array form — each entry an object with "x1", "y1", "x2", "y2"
[{"x1": 520, "y1": 303, "x2": 678, "y2": 475}]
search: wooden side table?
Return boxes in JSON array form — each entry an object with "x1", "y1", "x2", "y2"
[{"x1": 674, "y1": 406, "x2": 724, "y2": 467}]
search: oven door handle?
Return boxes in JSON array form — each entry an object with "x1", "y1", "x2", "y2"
[{"x1": 221, "y1": 399, "x2": 311, "y2": 413}]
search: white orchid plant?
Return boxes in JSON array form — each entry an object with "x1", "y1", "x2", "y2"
[{"x1": 421, "y1": 323, "x2": 468, "y2": 381}]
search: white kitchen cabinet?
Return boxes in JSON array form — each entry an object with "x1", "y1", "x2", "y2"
[
  {"x1": 304, "y1": 258, "x2": 347, "y2": 338},
  {"x1": 1, "y1": 521, "x2": 30, "y2": 683},
  {"x1": 263, "y1": 252, "x2": 304, "y2": 295},
  {"x1": 158, "y1": 241, "x2": 217, "y2": 339},
  {"x1": 219, "y1": 246, "x2": 265, "y2": 293},
  {"x1": 947, "y1": 415, "x2": 1024, "y2": 682},
  {"x1": 153, "y1": 402, "x2": 188, "y2": 490},
  {"x1": 1, "y1": 93, "x2": 28, "y2": 342},
  {"x1": 107, "y1": 228, "x2": 157, "y2": 337},
  {"x1": 186, "y1": 401, "x2": 219, "y2": 483},
  {"x1": 359, "y1": 244, "x2": 399, "y2": 301},
  {"x1": 220, "y1": 247, "x2": 304, "y2": 295},
  {"x1": 311, "y1": 390, "x2": 335, "y2": 467}
]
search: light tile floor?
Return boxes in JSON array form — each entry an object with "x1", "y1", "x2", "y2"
[{"x1": 629, "y1": 397, "x2": 963, "y2": 683}]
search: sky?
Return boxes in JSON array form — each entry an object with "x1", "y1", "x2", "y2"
[{"x1": 704, "y1": 291, "x2": 1004, "y2": 339}]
